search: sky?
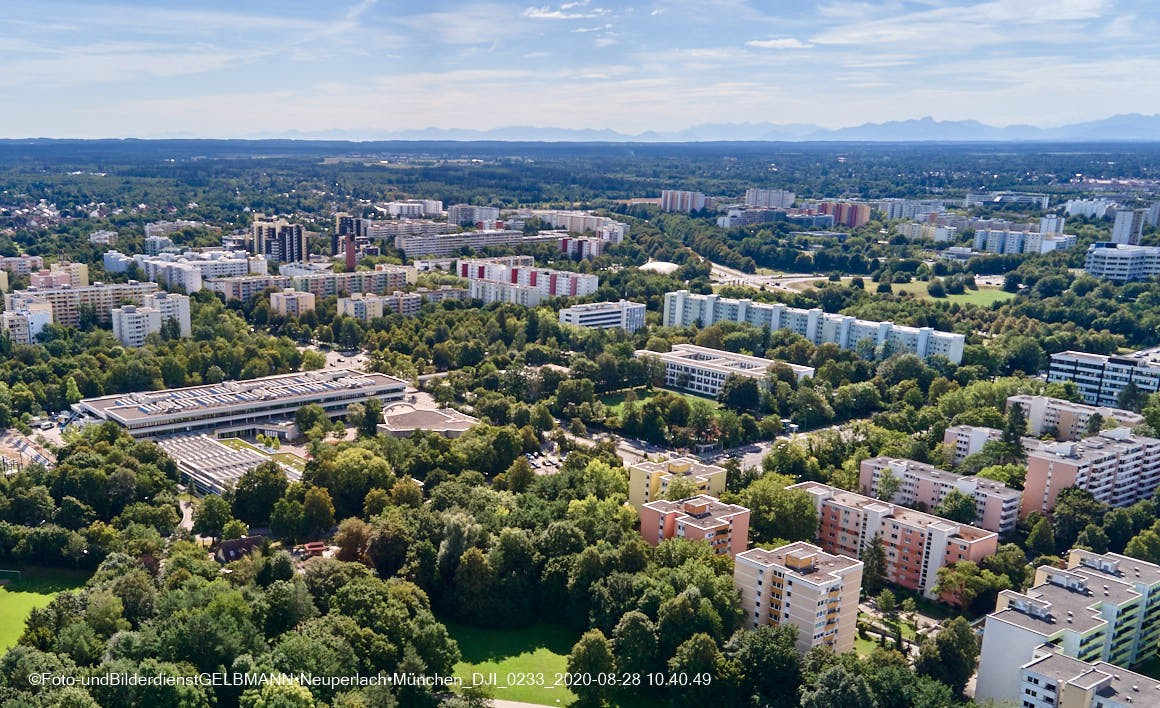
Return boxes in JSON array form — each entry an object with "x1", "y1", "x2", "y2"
[{"x1": 2, "y1": 0, "x2": 1159, "y2": 138}]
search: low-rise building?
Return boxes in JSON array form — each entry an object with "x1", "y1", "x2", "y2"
[
  {"x1": 628, "y1": 457, "x2": 727, "y2": 510},
  {"x1": 734, "y1": 542, "x2": 862, "y2": 655},
  {"x1": 558, "y1": 300, "x2": 646, "y2": 332},
  {"x1": 269, "y1": 288, "x2": 316, "y2": 317},
  {"x1": 155, "y1": 435, "x2": 301, "y2": 495},
  {"x1": 1084, "y1": 242, "x2": 1160, "y2": 282},
  {"x1": 793, "y1": 481, "x2": 998, "y2": 599},
  {"x1": 1008, "y1": 394, "x2": 1143, "y2": 441},
  {"x1": 88, "y1": 230, "x2": 117, "y2": 246},
  {"x1": 633, "y1": 343, "x2": 813, "y2": 398},
  {"x1": 859, "y1": 456, "x2": 1021, "y2": 534},
  {"x1": 377, "y1": 403, "x2": 479, "y2": 438},
  {"x1": 639, "y1": 495, "x2": 750, "y2": 556},
  {"x1": 1023, "y1": 428, "x2": 1160, "y2": 517},
  {"x1": 975, "y1": 550, "x2": 1160, "y2": 704}
]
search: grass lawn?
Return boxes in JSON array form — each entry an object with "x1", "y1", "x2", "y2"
[
  {"x1": 601, "y1": 387, "x2": 719, "y2": 417},
  {"x1": 442, "y1": 619, "x2": 578, "y2": 706},
  {"x1": 854, "y1": 635, "x2": 878, "y2": 658},
  {"x1": 219, "y1": 438, "x2": 306, "y2": 473},
  {"x1": 884, "y1": 280, "x2": 1015, "y2": 306},
  {"x1": 0, "y1": 566, "x2": 90, "y2": 650}
]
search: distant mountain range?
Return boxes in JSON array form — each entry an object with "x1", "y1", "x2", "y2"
[{"x1": 235, "y1": 114, "x2": 1160, "y2": 142}]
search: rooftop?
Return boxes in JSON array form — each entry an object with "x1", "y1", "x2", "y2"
[
  {"x1": 631, "y1": 457, "x2": 726, "y2": 479},
  {"x1": 378, "y1": 403, "x2": 478, "y2": 437},
  {"x1": 636, "y1": 343, "x2": 815, "y2": 378},
  {"x1": 1070, "y1": 549, "x2": 1160, "y2": 588},
  {"x1": 866, "y1": 456, "x2": 1021, "y2": 500},
  {"x1": 642, "y1": 494, "x2": 749, "y2": 530},
  {"x1": 737, "y1": 541, "x2": 862, "y2": 581},
  {"x1": 1028, "y1": 428, "x2": 1160, "y2": 463}
]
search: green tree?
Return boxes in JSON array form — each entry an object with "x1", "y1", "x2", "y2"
[
  {"x1": 1027, "y1": 517, "x2": 1056, "y2": 558},
  {"x1": 915, "y1": 616, "x2": 978, "y2": 696},
  {"x1": 876, "y1": 589, "x2": 897, "y2": 615},
  {"x1": 740, "y1": 475, "x2": 818, "y2": 543},
  {"x1": 1076, "y1": 523, "x2": 1110, "y2": 553},
  {"x1": 934, "y1": 489, "x2": 978, "y2": 524},
  {"x1": 611, "y1": 611, "x2": 657, "y2": 678},
  {"x1": 718, "y1": 374, "x2": 762, "y2": 412},
  {"x1": 233, "y1": 462, "x2": 289, "y2": 525},
  {"x1": 800, "y1": 664, "x2": 877, "y2": 708},
  {"x1": 567, "y1": 629, "x2": 616, "y2": 706},
  {"x1": 862, "y1": 534, "x2": 887, "y2": 595},
  {"x1": 302, "y1": 487, "x2": 336, "y2": 537},
  {"x1": 193, "y1": 495, "x2": 232, "y2": 540},
  {"x1": 874, "y1": 472, "x2": 903, "y2": 502},
  {"x1": 667, "y1": 633, "x2": 722, "y2": 703},
  {"x1": 222, "y1": 519, "x2": 248, "y2": 541}
]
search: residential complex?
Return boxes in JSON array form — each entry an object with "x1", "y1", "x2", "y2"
[
  {"x1": 48, "y1": 262, "x2": 89, "y2": 287},
  {"x1": 446, "y1": 204, "x2": 500, "y2": 226},
  {"x1": 206, "y1": 275, "x2": 291, "y2": 302},
  {"x1": 1065, "y1": 199, "x2": 1115, "y2": 219},
  {"x1": 1008, "y1": 394, "x2": 1143, "y2": 441},
  {"x1": 660, "y1": 190, "x2": 706, "y2": 212},
  {"x1": 878, "y1": 198, "x2": 945, "y2": 220},
  {"x1": 528, "y1": 210, "x2": 627, "y2": 242},
  {"x1": 1083, "y1": 242, "x2": 1160, "y2": 282},
  {"x1": 289, "y1": 265, "x2": 416, "y2": 298},
  {"x1": 251, "y1": 217, "x2": 307, "y2": 263},
  {"x1": 1040, "y1": 214, "x2": 1066, "y2": 234},
  {"x1": 1, "y1": 302, "x2": 53, "y2": 345},
  {"x1": 338, "y1": 291, "x2": 422, "y2": 320},
  {"x1": 30, "y1": 269, "x2": 73, "y2": 289},
  {"x1": 88, "y1": 230, "x2": 117, "y2": 246},
  {"x1": 1022, "y1": 427, "x2": 1160, "y2": 517},
  {"x1": 1111, "y1": 208, "x2": 1146, "y2": 245},
  {"x1": 457, "y1": 257, "x2": 599, "y2": 303},
  {"x1": 965, "y1": 192, "x2": 1050, "y2": 209},
  {"x1": 634, "y1": 343, "x2": 814, "y2": 398},
  {"x1": 972, "y1": 229, "x2": 1076, "y2": 255},
  {"x1": 896, "y1": 222, "x2": 957, "y2": 242},
  {"x1": 1008, "y1": 644, "x2": 1160, "y2": 708},
  {"x1": 558, "y1": 300, "x2": 646, "y2": 332},
  {"x1": 0, "y1": 255, "x2": 45, "y2": 275},
  {"x1": 859, "y1": 456, "x2": 1021, "y2": 534},
  {"x1": 5, "y1": 280, "x2": 158, "y2": 327},
  {"x1": 395, "y1": 229, "x2": 522, "y2": 257},
  {"x1": 663, "y1": 290, "x2": 965, "y2": 363},
  {"x1": 72, "y1": 368, "x2": 406, "y2": 439},
  {"x1": 1048, "y1": 350, "x2": 1160, "y2": 407},
  {"x1": 976, "y1": 550, "x2": 1160, "y2": 704},
  {"x1": 269, "y1": 288, "x2": 316, "y2": 317},
  {"x1": 817, "y1": 201, "x2": 871, "y2": 228},
  {"x1": 144, "y1": 234, "x2": 175, "y2": 255},
  {"x1": 383, "y1": 199, "x2": 443, "y2": 218},
  {"x1": 145, "y1": 219, "x2": 204, "y2": 239},
  {"x1": 104, "y1": 249, "x2": 268, "y2": 292},
  {"x1": 733, "y1": 542, "x2": 862, "y2": 655},
  {"x1": 639, "y1": 495, "x2": 750, "y2": 556},
  {"x1": 745, "y1": 188, "x2": 796, "y2": 208},
  {"x1": 558, "y1": 235, "x2": 604, "y2": 259},
  {"x1": 793, "y1": 481, "x2": 998, "y2": 599},
  {"x1": 627, "y1": 457, "x2": 727, "y2": 510}
]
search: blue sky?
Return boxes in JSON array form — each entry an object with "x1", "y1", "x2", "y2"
[{"x1": 2, "y1": 0, "x2": 1157, "y2": 137}]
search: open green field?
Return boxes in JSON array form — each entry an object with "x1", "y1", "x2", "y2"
[
  {"x1": 219, "y1": 437, "x2": 307, "y2": 473},
  {"x1": 0, "y1": 567, "x2": 90, "y2": 650},
  {"x1": 442, "y1": 619, "x2": 578, "y2": 705},
  {"x1": 601, "y1": 387, "x2": 719, "y2": 417},
  {"x1": 885, "y1": 280, "x2": 1015, "y2": 306}
]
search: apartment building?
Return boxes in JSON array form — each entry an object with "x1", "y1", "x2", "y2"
[
  {"x1": 529, "y1": 210, "x2": 627, "y2": 242},
  {"x1": 362, "y1": 220, "x2": 457, "y2": 241},
  {"x1": 878, "y1": 198, "x2": 945, "y2": 220},
  {"x1": 73, "y1": 368, "x2": 406, "y2": 439},
  {"x1": 108, "y1": 250, "x2": 268, "y2": 292},
  {"x1": 467, "y1": 279, "x2": 542, "y2": 307},
  {"x1": 50, "y1": 262, "x2": 88, "y2": 287},
  {"x1": 663, "y1": 290, "x2": 964, "y2": 364},
  {"x1": 289, "y1": 265, "x2": 416, "y2": 298},
  {"x1": 558, "y1": 300, "x2": 646, "y2": 332},
  {"x1": 634, "y1": 343, "x2": 813, "y2": 398},
  {"x1": 338, "y1": 291, "x2": 422, "y2": 320},
  {"x1": 457, "y1": 257, "x2": 599, "y2": 300},
  {"x1": 1011, "y1": 644, "x2": 1160, "y2": 708},
  {"x1": 745, "y1": 188, "x2": 796, "y2": 209},
  {"x1": 1111, "y1": 208, "x2": 1146, "y2": 245},
  {"x1": 1008, "y1": 394, "x2": 1143, "y2": 441},
  {"x1": 205, "y1": 275, "x2": 291, "y2": 302},
  {"x1": 734, "y1": 542, "x2": 862, "y2": 655},
  {"x1": 447, "y1": 204, "x2": 500, "y2": 226},
  {"x1": 0, "y1": 255, "x2": 45, "y2": 275},
  {"x1": 145, "y1": 219, "x2": 204, "y2": 239},
  {"x1": 793, "y1": 481, "x2": 998, "y2": 599},
  {"x1": 1048, "y1": 350, "x2": 1160, "y2": 407},
  {"x1": 1065, "y1": 199, "x2": 1115, "y2": 219},
  {"x1": 817, "y1": 201, "x2": 871, "y2": 228},
  {"x1": 973, "y1": 230, "x2": 1076, "y2": 255},
  {"x1": 395, "y1": 229, "x2": 522, "y2": 257},
  {"x1": 941, "y1": 424, "x2": 1044, "y2": 466},
  {"x1": 144, "y1": 234, "x2": 175, "y2": 256},
  {"x1": 383, "y1": 199, "x2": 442, "y2": 218},
  {"x1": 251, "y1": 218, "x2": 307, "y2": 263},
  {"x1": 146, "y1": 292, "x2": 191, "y2": 338},
  {"x1": 1, "y1": 302, "x2": 53, "y2": 345},
  {"x1": 1083, "y1": 243, "x2": 1160, "y2": 282},
  {"x1": 559, "y1": 235, "x2": 604, "y2": 260},
  {"x1": 269, "y1": 288, "x2": 316, "y2": 317},
  {"x1": 5, "y1": 280, "x2": 158, "y2": 327},
  {"x1": 415, "y1": 285, "x2": 468, "y2": 304},
  {"x1": 976, "y1": 550, "x2": 1160, "y2": 704},
  {"x1": 110, "y1": 293, "x2": 191, "y2": 347},
  {"x1": 859, "y1": 457, "x2": 1021, "y2": 534},
  {"x1": 660, "y1": 190, "x2": 707, "y2": 213},
  {"x1": 896, "y1": 222, "x2": 957, "y2": 242},
  {"x1": 30, "y1": 270, "x2": 72, "y2": 289},
  {"x1": 1022, "y1": 428, "x2": 1160, "y2": 517},
  {"x1": 627, "y1": 457, "x2": 727, "y2": 510},
  {"x1": 1040, "y1": 214, "x2": 1067, "y2": 234},
  {"x1": 639, "y1": 495, "x2": 750, "y2": 556},
  {"x1": 965, "y1": 192, "x2": 1050, "y2": 209}
]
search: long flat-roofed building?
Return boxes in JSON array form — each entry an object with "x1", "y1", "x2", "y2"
[
  {"x1": 396, "y1": 229, "x2": 521, "y2": 257},
  {"x1": 457, "y1": 257, "x2": 598, "y2": 299},
  {"x1": 734, "y1": 542, "x2": 862, "y2": 655},
  {"x1": 1008, "y1": 644, "x2": 1160, "y2": 708},
  {"x1": 72, "y1": 368, "x2": 405, "y2": 439},
  {"x1": 558, "y1": 300, "x2": 646, "y2": 332},
  {"x1": 859, "y1": 456, "x2": 1021, "y2": 534},
  {"x1": 156, "y1": 434, "x2": 301, "y2": 495},
  {"x1": 206, "y1": 275, "x2": 291, "y2": 302},
  {"x1": 1084, "y1": 243, "x2": 1160, "y2": 282},
  {"x1": 793, "y1": 481, "x2": 998, "y2": 599},
  {"x1": 663, "y1": 290, "x2": 964, "y2": 363},
  {"x1": 1048, "y1": 350, "x2": 1160, "y2": 407},
  {"x1": 5, "y1": 280, "x2": 158, "y2": 327},
  {"x1": 1008, "y1": 394, "x2": 1143, "y2": 441},
  {"x1": 377, "y1": 403, "x2": 478, "y2": 439},
  {"x1": 269, "y1": 288, "x2": 316, "y2": 317},
  {"x1": 633, "y1": 343, "x2": 813, "y2": 398},
  {"x1": 0, "y1": 255, "x2": 45, "y2": 275},
  {"x1": 290, "y1": 265, "x2": 415, "y2": 298},
  {"x1": 976, "y1": 550, "x2": 1160, "y2": 704},
  {"x1": 338, "y1": 291, "x2": 422, "y2": 320},
  {"x1": 1023, "y1": 428, "x2": 1160, "y2": 517},
  {"x1": 628, "y1": 457, "x2": 727, "y2": 510},
  {"x1": 639, "y1": 495, "x2": 750, "y2": 556}
]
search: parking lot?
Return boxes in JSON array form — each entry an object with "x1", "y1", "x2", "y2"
[{"x1": 526, "y1": 448, "x2": 565, "y2": 475}]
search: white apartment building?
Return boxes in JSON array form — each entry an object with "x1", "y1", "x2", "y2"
[
  {"x1": 144, "y1": 234, "x2": 175, "y2": 256},
  {"x1": 1065, "y1": 199, "x2": 1115, "y2": 219},
  {"x1": 943, "y1": 424, "x2": 1003, "y2": 465},
  {"x1": 120, "y1": 250, "x2": 268, "y2": 292},
  {"x1": 1112, "y1": 208, "x2": 1145, "y2": 245},
  {"x1": 269, "y1": 288, "x2": 316, "y2": 317},
  {"x1": 457, "y1": 257, "x2": 598, "y2": 300},
  {"x1": 395, "y1": 229, "x2": 522, "y2": 257},
  {"x1": 529, "y1": 210, "x2": 627, "y2": 243},
  {"x1": 1008, "y1": 394, "x2": 1143, "y2": 441},
  {"x1": 1039, "y1": 214, "x2": 1066, "y2": 234},
  {"x1": 1048, "y1": 350, "x2": 1160, "y2": 407},
  {"x1": 467, "y1": 279, "x2": 542, "y2": 307},
  {"x1": 1083, "y1": 243, "x2": 1160, "y2": 282},
  {"x1": 447, "y1": 204, "x2": 500, "y2": 226},
  {"x1": 660, "y1": 190, "x2": 707, "y2": 212},
  {"x1": 663, "y1": 290, "x2": 965, "y2": 364},
  {"x1": 896, "y1": 222, "x2": 957, "y2": 242},
  {"x1": 5, "y1": 281, "x2": 159, "y2": 327},
  {"x1": 1013, "y1": 644, "x2": 1160, "y2": 708},
  {"x1": 976, "y1": 550, "x2": 1160, "y2": 704},
  {"x1": 145, "y1": 219, "x2": 204, "y2": 239},
  {"x1": 73, "y1": 369, "x2": 406, "y2": 439},
  {"x1": 878, "y1": 198, "x2": 945, "y2": 220},
  {"x1": 383, "y1": 199, "x2": 442, "y2": 218},
  {"x1": 88, "y1": 230, "x2": 117, "y2": 245},
  {"x1": 973, "y1": 230, "x2": 1076, "y2": 255},
  {"x1": 146, "y1": 292, "x2": 191, "y2": 338},
  {"x1": 1148, "y1": 201, "x2": 1160, "y2": 228},
  {"x1": 859, "y1": 456, "x2": 1021, "y2": 534},
  {"x1": 1, "y1": 302, "x2": 53, "y2": 346},
  {"x1": 337, "y1": 291, "x2": 422, "y2": 320},
  {"x1": 965, "y1": 192, "x2": 1050, "y2": 209},
  {"x1": 558, "y1": 300, "x2": 646, "y2": 332},
  {"x1": 745, "y1": 188, "x2": 796, "y2": 209},
  {"x1": 206, "y1": 275, "x2": 291, "y2": 302},
  {"x1": 633, "y1": 343, "x2": 814, "y2": 398},
  {"x1": 111, "y1": 305, "x2": 162, "y2": 348},
  {"x1": 734, "y1": 542, "x2": 863, "y2": 655}
]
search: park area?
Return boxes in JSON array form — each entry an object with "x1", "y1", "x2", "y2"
[
  {"x1": 0, "y1": 566, "x2": 90, "y2": 650},
  {"x1": 218, "y1": 437, "x2": 307, "y2": 474},
  {"x1": 788, "y1": 277, "x2": 1015, "y2": 307},
  {"x1": 600, "y1": 387, "x2": 718, "y2": 417}
]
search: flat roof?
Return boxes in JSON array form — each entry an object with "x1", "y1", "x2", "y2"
[
  {"x1": 865, "y1": 456, "x2": 1021, "y2": 500},
  {"x1": 642, "y1": 495, "x2": 748, "y2": 530},
  {"x1": 77, "y1": 369, "x2": 405, "y2": 424},
  {"x1": 636, "y1": 343, "x2": 814, "y2": 377},
  {"x1": 737, "y1": 541, "x2": 861, "y2": 580},
  {"x1": 1071, "y1": 549, "x2": 1160, "y2": 588},
  {"x1": 379, "y1": 403, "x2": 478, "y2": 435},
  {"x1": 631, "y1": 457, "x2": 726, "y2": 478},
  {"x1": 156, "y1": 434, "x2": 301, "y2": 490}
]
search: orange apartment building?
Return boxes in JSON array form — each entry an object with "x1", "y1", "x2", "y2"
[
  {"x1": 734, "y1": 541, "x2": 863, "y2": 654},
  {"x1": 791, "y1": 481, "x2": 999, "y2": 600},
  {"x1": 639, "y1": 495, "x2": 749, "y2": 556}
]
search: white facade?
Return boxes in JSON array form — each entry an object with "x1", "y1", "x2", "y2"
[
  {"x1": 660, "y1": 190, "x2": 706, "y2": 212},
  {"x1": 558, "y1": 300, "x2": 646, "y2": 332},
  {"x1": 384, "y1": 199, "x2": 442, "y2": 218},
  {"x1": 467, "y1": 279, "x2": 542, "y2": 307},
  {"x1": 1039, "y1": 214, "x2": 1066, "y2": 234},
  {"x1": 457, "y1": 257, "x2": 598, "y2": 299},
  {"x1": 1112, "y1": 208, "x2": 1145, "y2": 245},
  {"x1": 1049, "y1": 350, "x2": 1160, "y2": 406},
  {"x1": 1084, "y1": 242, "x2": 1160, "y2": 281},
  {"x1": 146, "y1": 292, "x2": 191, "y2": 338},
  {"x1": 395, "y1": 229, "x2": 522, "y2": 257},
  {"x1": 130, "y1": 250, "x2": 267, "y2": 292},
  {"x1": 446, "y1": 204, "x2": 500, "y2": 225},
  {"x1": 1, "y1": 302, "x2": 54, "y2": 345},
  {"x1": 111, "y1": 305, "x2": 162, "y2": 347},
  {"x1": 1064, "y1": 199, "x2": 1114, "y2": 219},
  {"x1": 145, "y1": 220, "x2": 204, "y2": 239},
  {"x1": 530, "y1": 210, "x2": 627, "y2": 243},
  {"x1": 663, "y1": 290, "x2": 964, "y2": 364},
  {"x1": 88, "y1": 230, "x2": 117, "y2": 245},
  {"x1": 633, "y1": 343, "x2": 813, "y2": 397},
  {"x1": 745, "y1": 188, "x2": 795, "y2": 209},
  {"x1": 896, "y1": 221, "x2": 957, "y2": 242},
  {"x1": 1009, "y1": 394, "x2": 1143, "y2": 441}
]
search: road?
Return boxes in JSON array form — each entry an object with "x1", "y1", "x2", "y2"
[
  {"x1": 179, "y1": 499, "x2": 194, "y2": 531},
  {"x1": 708, "y1": 260, "x2": 823, "y2": 293}
]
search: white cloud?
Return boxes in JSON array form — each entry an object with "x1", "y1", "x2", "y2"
[
  {"x1": 746, "y1": 37, "x2": 813, "y2": 49},
  {"x1": 523, "y1": 3, "x2": 609, "y2": 19}
]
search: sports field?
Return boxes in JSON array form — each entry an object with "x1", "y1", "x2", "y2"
[{"x1": 0, "y1": 567, "x2": 90, "y2": 650}]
